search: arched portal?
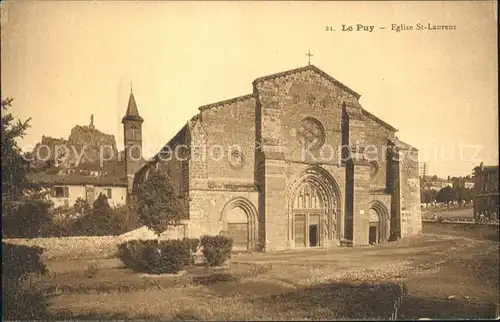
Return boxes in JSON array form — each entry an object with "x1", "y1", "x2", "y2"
[
  {"x1": 286, "y1": 166, "x2": 341, "y2": 248},
  {"x1": 368, "y1": 200, "x2": 390, "y2": 244},
  {"x1": 221, "y1": 198, "x2": 258, "y2": 251}
]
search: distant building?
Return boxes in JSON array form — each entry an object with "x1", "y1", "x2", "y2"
[
  {"x1": 473, "y1": 163, "x2": 499, "y2": 215},
  {"x1": 28, "y1": 173, "x2": 127, "y2": 208},
  {"x1": 451, "y1": 177, "x2": 474, "y2": 190},
  {"x1": 421, "y1": 176, "x2": 453, "y2": 191},
  {"x1": 464, "y1": 181, "x2": 474, "y2": 189},
  {"x1": 27, "y1": 91, "x2": 145, "y2": 209}
]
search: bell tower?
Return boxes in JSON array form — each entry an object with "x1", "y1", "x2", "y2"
[{"x1": 122, "y1": 88, "x2": 144, "y2": 199}]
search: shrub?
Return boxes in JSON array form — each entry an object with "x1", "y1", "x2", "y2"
[
  {"x1": 117, "y1": 239, "x2": 192, "y2": 274},
  {"x1": 2, "y1": 243, "x2": 47, "y2": 286},
  {"x1": 182, "y1": 238, "x2": 200, "y2": 265},
  {"x1": 2, "y1": 243, "x2": 48, "y2": 320},
  {"x1": 59, "y1": 200, "x2": 140, "y2": 237},
  {"x1": 182, "y1": 237, "x2": 200, "y2": 253},
  {"x1": 2, "y1": 199, "x2": 53, "y2": 238},
  {"x1": 200, "y1": 235, "x2": 233, "y2": 267}
]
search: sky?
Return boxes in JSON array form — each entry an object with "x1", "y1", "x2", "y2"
[{"x1": 1, "y1": 1, "x2": 498, "y2": 178}]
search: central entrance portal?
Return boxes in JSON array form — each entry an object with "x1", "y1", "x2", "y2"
[
  {"x1": 309, "y1": 224, "x2": 318, "y2": 247},
  {"x1": 287, "y1": 166, "x2": 341, "y2": 249},
  {"x1": 289, "y1": 168, "x2": 340, "y2": 248}
]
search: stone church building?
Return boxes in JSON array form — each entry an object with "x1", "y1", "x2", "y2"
[{"x1": 124, "y1": 65, "x2": 422, "y2": 251}]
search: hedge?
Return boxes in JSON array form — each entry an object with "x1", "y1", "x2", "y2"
[
  {"x1": 117, "y1": 238, "x2": 199, "y2": 274},
  {"x1": 200, "y1": 235, "x2": 233, "y2": 267}
]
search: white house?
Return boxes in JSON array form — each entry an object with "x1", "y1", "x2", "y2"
[{"x1": 28, "y1": 172, "x2": 127, "y2": 208}]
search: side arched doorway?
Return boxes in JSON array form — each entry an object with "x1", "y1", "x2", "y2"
[
  {"x1": 286, "y1": 166, "x2": 341, "y2": 248},
  {"x1": 368, "y1": 201, "x2": 390, "y2": 244},
  {"x1": 221, "y1": 198, "x2": 258, "y2": 251}
]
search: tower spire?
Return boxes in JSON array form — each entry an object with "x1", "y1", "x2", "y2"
[{"x1": 122, "y1": 87, "x2": 143, "y2": 124}]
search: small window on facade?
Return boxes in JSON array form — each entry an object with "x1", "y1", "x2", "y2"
[
  {"x1": 106, "y1": 188, "x2": 112, "y2": 199},
  {"x1": 53, "y1": 186, "x2": 69, "y2": 198}
]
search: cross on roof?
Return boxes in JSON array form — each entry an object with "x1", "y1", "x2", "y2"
[{"x1": 305, "y1": 50, "x2": 313, "y2": 65}]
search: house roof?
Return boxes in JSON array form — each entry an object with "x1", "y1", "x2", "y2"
[
  {"x1": 27, "y1": 172, "x2": 127, "y2": 187},
  {"x1": 253, "y1": 64, "x2": 362, "y2": 99}
]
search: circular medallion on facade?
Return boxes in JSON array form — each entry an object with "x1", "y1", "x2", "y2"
[
  {"x1": 306, "y1": 93, "x2": 316, "y2": 105},
  {"x1": 296, "y1": 117, "x2": 326, "y2": 150},
  {"x1": 369, "y1": 161, "x2": 379, "y2": 177},
  {"x1": 229, "y1": 149, "x2": 245, "y2": 170}
]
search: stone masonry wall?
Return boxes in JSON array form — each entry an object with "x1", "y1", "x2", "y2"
[
  {"x1": 399, "y1": 147, "x2": 422, "y2": 237},
  {"x1": 351, "y1": 163, "x2": 372, "y2": 245},
  {"x1": 256, "y1": 69, "x2": 359, "y2": 166},
  {"x1": 364, "y1": 118, "x2": 396, "y2": 190},
  {"x1": 188, "y1": 190, "x2": 258, "y2": 238},
  {"x1": 254, "y1": 68, "x2": 378, "y2": 249},
  {"x1": 198, "y1": 97, "x2": 257, "y2": 185}
]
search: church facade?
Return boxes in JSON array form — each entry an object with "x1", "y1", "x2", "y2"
[{"x1": 125, "y1": 65, "x2": 422, "y2": 251}]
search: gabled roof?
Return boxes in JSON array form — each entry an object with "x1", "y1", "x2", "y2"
[
  {"x1": 344, "y1": 101, "x2": 398, "y2": 132},
  {"x1": 198, "y1": 94, "x2": 254, "y2": 112},
  {"x1": 390, "y1": 138, "x2": 418, "y2": 152},
  {"x1": 27, "y1": 173, "x2": 127, "y2": 187},
  {"x1": 253, "y1": 64, "x2": 361, "y2": 99},
  {"x1": 122, "y1": 91, "x2": 144, "y2": 123},
  {"x1": 361, "y1": 109, "x2": 398, "y2": 132}
]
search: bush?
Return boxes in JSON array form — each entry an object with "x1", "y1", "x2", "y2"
[
  {"x1": 117, "y1": 239, "x2": 192, "y2": 274},
  {"x1": 182, "y1": 238, "x2": 200, "y2": 265},
  {"x1": 182, "y1": 237, "x2": 200, "y2": 253},
  {"x1": 2, "y1": 199, "x2": 53, "y2": 238},
  {"x1": 2, "y1": 243, "x2": 48, "y2": 320},
  {"x1": 40, "y1": 200, "x2": 141, "y2": 237},
  {"x1": 2, "y1": 243, "x2": 47, "y2": 286},
  {"x1": 200, "y1": 235, "x2": 233, "y2": 267}
]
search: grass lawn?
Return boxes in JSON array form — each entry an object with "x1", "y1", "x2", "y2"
[{"x1": 18, "y1": 222, "x2": 499, "y2": 320}]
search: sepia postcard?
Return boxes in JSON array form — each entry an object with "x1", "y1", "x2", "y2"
[{"x1": 1, "y1": 1, "x2": 498, "y2": 320}]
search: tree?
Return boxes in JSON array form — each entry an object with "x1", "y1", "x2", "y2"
[
  {"x1": 136, "y1": 170, "x2": 185, "y2": 236},
  {"x1": 74, "y1": 197, "x2": 92, "y2": 217},
  {"x1": 435, "y1": 186, "x2": 458, "y2": 204},
  {"x1": 421, "y1": 189, "x2": 437, "y2": 204},
  {"x1": 1, "y1": 98, "x2": 53, "y2": 237},
  {"x1": 76, "y1": 193, "x2": 114, "y2": 236},
  {"x1": 2, "y1": 98, "x2": 32, "y2": 214}
]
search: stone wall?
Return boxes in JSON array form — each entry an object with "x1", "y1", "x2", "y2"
[
  {"x1": 3, "y1": 225, "x2": 187, "y2": 260},
  {"x1": 188, "y1": 190, "x2": 259, "y2": 239},
  {"x1": 351, "y1": 163, "x2": 371, "y2": 245},
  {"x1": 3, "y1": 236, "x2": 124, "y2": 260},
  {"x1": 198, "y1": 96, "x2": 257, "y2": 185},
  {"x1": 254, "y1": 69, "x2": 358, "y2": 251},
  {"x1": 363, "y1": 118, "x2": 396, "y2": 190},
  {"x1": 255, "y1": 69, "x2": 359, "y2": 166},
  {"x1": 399, "y1": 146, "x2": 422, "y2": 237}
]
